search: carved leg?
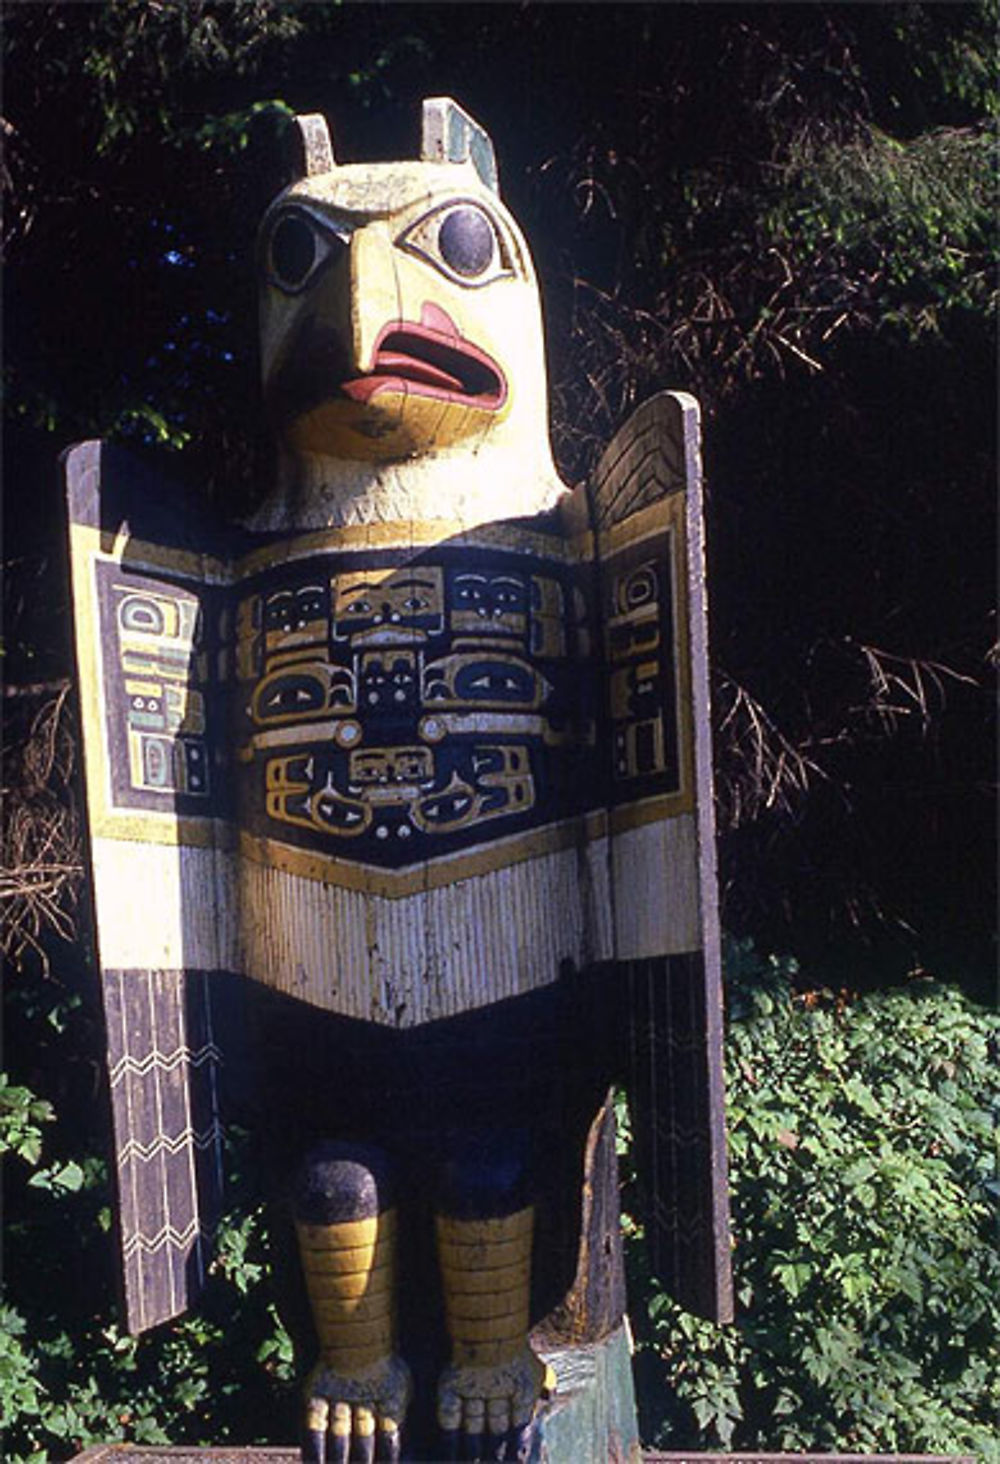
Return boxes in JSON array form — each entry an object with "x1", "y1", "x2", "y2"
[
  {"x1": 295, "y1": 1143, "x2": 411, "y2": 1464},
  {"x1": 434, "y1": 1137, "x2": 553, "y2": 1461}
]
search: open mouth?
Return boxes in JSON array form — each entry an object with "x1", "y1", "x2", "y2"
[{"x1": 340, "y1": 321, "x2": 507, "y2": 411}]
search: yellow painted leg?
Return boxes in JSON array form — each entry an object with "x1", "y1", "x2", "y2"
[
  {"x1": 435, "y1": 1206, "x2": 554, "y2": 1459},
  {"x1": 296, "y1": 1148, "x2": 411, "y2": 1464}
]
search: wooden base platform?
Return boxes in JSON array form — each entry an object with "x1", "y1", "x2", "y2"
[{"x1": 70, "y1": 1445, "x2": 974, "y2": 1463}]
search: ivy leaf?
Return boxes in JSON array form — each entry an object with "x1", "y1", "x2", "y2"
[{"x1": 27, "y1": 1160, "x2": 85, "y2": 1194}]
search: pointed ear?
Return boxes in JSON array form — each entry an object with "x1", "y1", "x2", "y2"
[
  {"x1": 421, "y1": 97, "x2": 498, "y2": 194},
  {"x1": 293, "y1": 113, "x2": 336, "y2": 178}
]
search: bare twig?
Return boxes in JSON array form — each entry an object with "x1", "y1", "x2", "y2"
[
  {"x1": 3, "y1": 677, "x2": 72, "y2": 700},
  {"x1": 1, "y1": 686, "x2": 83, "y2": 970},
  {"x1": 714, "y1": 671, "x2": 824, "y2": 829},
  {"x1": 849, "y1": 639, "x2": 977, "y2": 736}
]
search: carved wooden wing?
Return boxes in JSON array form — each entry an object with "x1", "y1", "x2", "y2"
[
  {"x1": 586, "y1": 392, "x2": 733, "y2": 1324},
  {"x1": 65, "y1": 441, "x2": 231, "y2": 1333}
]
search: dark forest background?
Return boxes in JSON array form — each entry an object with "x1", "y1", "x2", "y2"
[
  {"x1": 2, "y1": 3, "x2": 997, "y2": 1457},
  {"x1": 4, "y1": 0, "x2": 995, "y2": 995}
]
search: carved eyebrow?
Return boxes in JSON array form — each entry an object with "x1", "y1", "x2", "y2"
[
  {"x1": 339, "y1": 577, "x2": 437, "y2": 599},
  {"x1": 283, "y1": 202, "x2": 356, "y2": 238}
]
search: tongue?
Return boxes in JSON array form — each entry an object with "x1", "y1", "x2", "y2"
[{"x1": 370, "y1": 351, "x2": 464, "y2": 393}]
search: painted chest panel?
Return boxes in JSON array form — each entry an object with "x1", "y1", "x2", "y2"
[
  {"x1": 233, "y1": 542, "x2": 599, "y2": 880},
  {"x1": 74, "y1": 499, "x2": 691, "y2": 903}
]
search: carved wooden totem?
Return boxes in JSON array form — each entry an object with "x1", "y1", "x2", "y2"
[{"x1": 65, "y1": 100, "x2": 732, "y2": 1461}]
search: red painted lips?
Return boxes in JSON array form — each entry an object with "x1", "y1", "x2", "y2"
[{"x1": 340, "y1": 305, "x2": 507, "y2": 411}]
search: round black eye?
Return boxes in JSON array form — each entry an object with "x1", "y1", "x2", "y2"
[
  {"x1": 270, "y1": 212, "x2": 319, "y2": 289},
  {"x1": 438, "y1": 207, "x2": 496, "y2": 278}
]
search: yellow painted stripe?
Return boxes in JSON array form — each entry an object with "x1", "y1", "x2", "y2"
[
  {"x1": 320, "y1": 1342, "x2": 390, "y2": 1372},
  {"x1": 121, "y1": 657, "x2": 190, "y2": 683},
  {"x1": 308, "y1": 1294, "x2": 393, "y2": 1321},
  {"x1": 69, "y1": 522, "x2": 230, "y2": 583},
  {"x1": 71, "y1": 512, "x2": 575, "y2": 582},
  {"x1": 89, "y1": 813, "x2": 229, "y2": 848},
  {"x1": 69, "y1": 536, "x2": 113, "y2": 833},
  {"x1": 437, "y1": 1235, "x2": 532, "y2": 1271},
  {"x1": 240, "y1": 811, "x2": 606, "y2": 897},
  {"x1": 234, "y1": 519, "x2": 573, "y2": 578},
  {"x1": 609, "y1": 787, "x2": 695, "y2": 832},
  {"x1": 309, "y1": 1314, "x2": 393, "y2": 1346},
  {"x1": 445, "y1": 1313, "x2": 528, "y2": 1344},
  {"x1": 302, "y1": 1266, "x2": 394, "y2": 1302},
  {"x1": 436, "y1": 1208, "x2": 534, "y2": 1245},
  {"x1": 443, "y1": 1259, "x2": 531, "y2": 1295},
  {"x1": 444, "y1": 1290, "x2": 530, "y2": 1322},
  {"x1": 297, "y1": 1214, "x2": 395, "y2": 1251},
  {"x1": 597, "y1": 492, "x2": 683, "y2": 554},
  {"x1": 298, "y1": 1238, "x2": 395, "y2": 1276}
]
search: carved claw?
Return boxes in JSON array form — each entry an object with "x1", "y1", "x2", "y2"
[
  {"x1": 303, "y1": 1354, "x2": 409, "y2": 1463},
  {"x1": 436, "y1": 1346, "x2": 550, "y2": 1460}
]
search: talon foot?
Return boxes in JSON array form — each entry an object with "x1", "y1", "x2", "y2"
[
  {"x1": 437, "y1": 1346, "x2": 546, "y2": 1462},
  {"x1": 302, "y1": 1353, "x2": 410, "y2": 1464}
]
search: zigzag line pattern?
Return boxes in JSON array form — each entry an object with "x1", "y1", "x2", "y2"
[
  {"x1": 122, "y1": 1219, "x2": 216, "y2": 1261},
  {"x1": 109, "y1": 1042, "x2": 222, "y2": 1086},
  {"x1": 118, "y1": 1122, "x2": 224, "y2": 1164}
]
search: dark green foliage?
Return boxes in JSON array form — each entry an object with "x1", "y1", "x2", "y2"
[
  {"x1": 769, "y1": 125, "x2": 996, "y2": 328},
  {"x1": 1, "y1": 1180, "x2": 296, "y2": 1463},
  {"x1": 5, "y1": 942, "x2": 997, "y2": 1457},
  {"x1": 0, "y1": 1075, "x2": 54, "y2": 1165},
  {"x1": 1, "y1": 984, "x2": 296, "y2": 1460},
  {"x1": 625, "y1": 942, "x2": 1000, "y2": 1455},
  {"x1": 2, "y1": 957, "x2": 297, "y2": 1461}
]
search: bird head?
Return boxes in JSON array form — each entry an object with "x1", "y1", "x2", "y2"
[{"x1": 258, "y1": 100, "x2": 555, "y2": 485}]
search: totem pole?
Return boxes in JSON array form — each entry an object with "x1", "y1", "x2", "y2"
[{"x1": 65, "y1": 100, "x2": 732, "y2": 1461}]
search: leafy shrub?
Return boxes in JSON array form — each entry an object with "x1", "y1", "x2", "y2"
[
  {"x1": 5, "y1": 942, "x2": 998, "y2": 1458},
  {"x1": 769, "y1": 124, "x2": 998, "y2": 338},
  {"x1": 0, "y1": 1075, "x2": 54, "y2": 1165},
  {"x1": 3, "y1": 1153, "x2": 297, "y2": 1463},
  {"x1": 627, "y1": 941, "x2": 1000, "y2": 1457},
  {"x1": 1, "y1": 968, "x2": 297, "y2": 1464}
]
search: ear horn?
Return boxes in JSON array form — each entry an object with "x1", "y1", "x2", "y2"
[
  {"x1": 421, "y1": 97, "x2": 498, "y2": 194},
  {"x1": 293, "y1": 113, "x2": 336, "y2": 177}
]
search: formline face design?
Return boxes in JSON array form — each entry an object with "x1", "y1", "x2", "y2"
[{"x1": 90, "y1": 515, "x2": 685, "y2": 889}]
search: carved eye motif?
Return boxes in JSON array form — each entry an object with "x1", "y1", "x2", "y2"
[
  {"x1": 397, "y1": 201, "x2": 515, "y2": 287},
  {"x1": 264, "y1": 207, "x2": 349, "y2": 294}
]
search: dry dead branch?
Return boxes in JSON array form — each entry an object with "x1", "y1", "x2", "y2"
[
  {"x1": 1, "y1": 685, "x2": 83, "y2": 970},
  {"x1": 849, "y1": 639, "x2": 977, "y2": 736},
  {"x1": 714, "y1": 671, "x2": 824, "y2": 829}
]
